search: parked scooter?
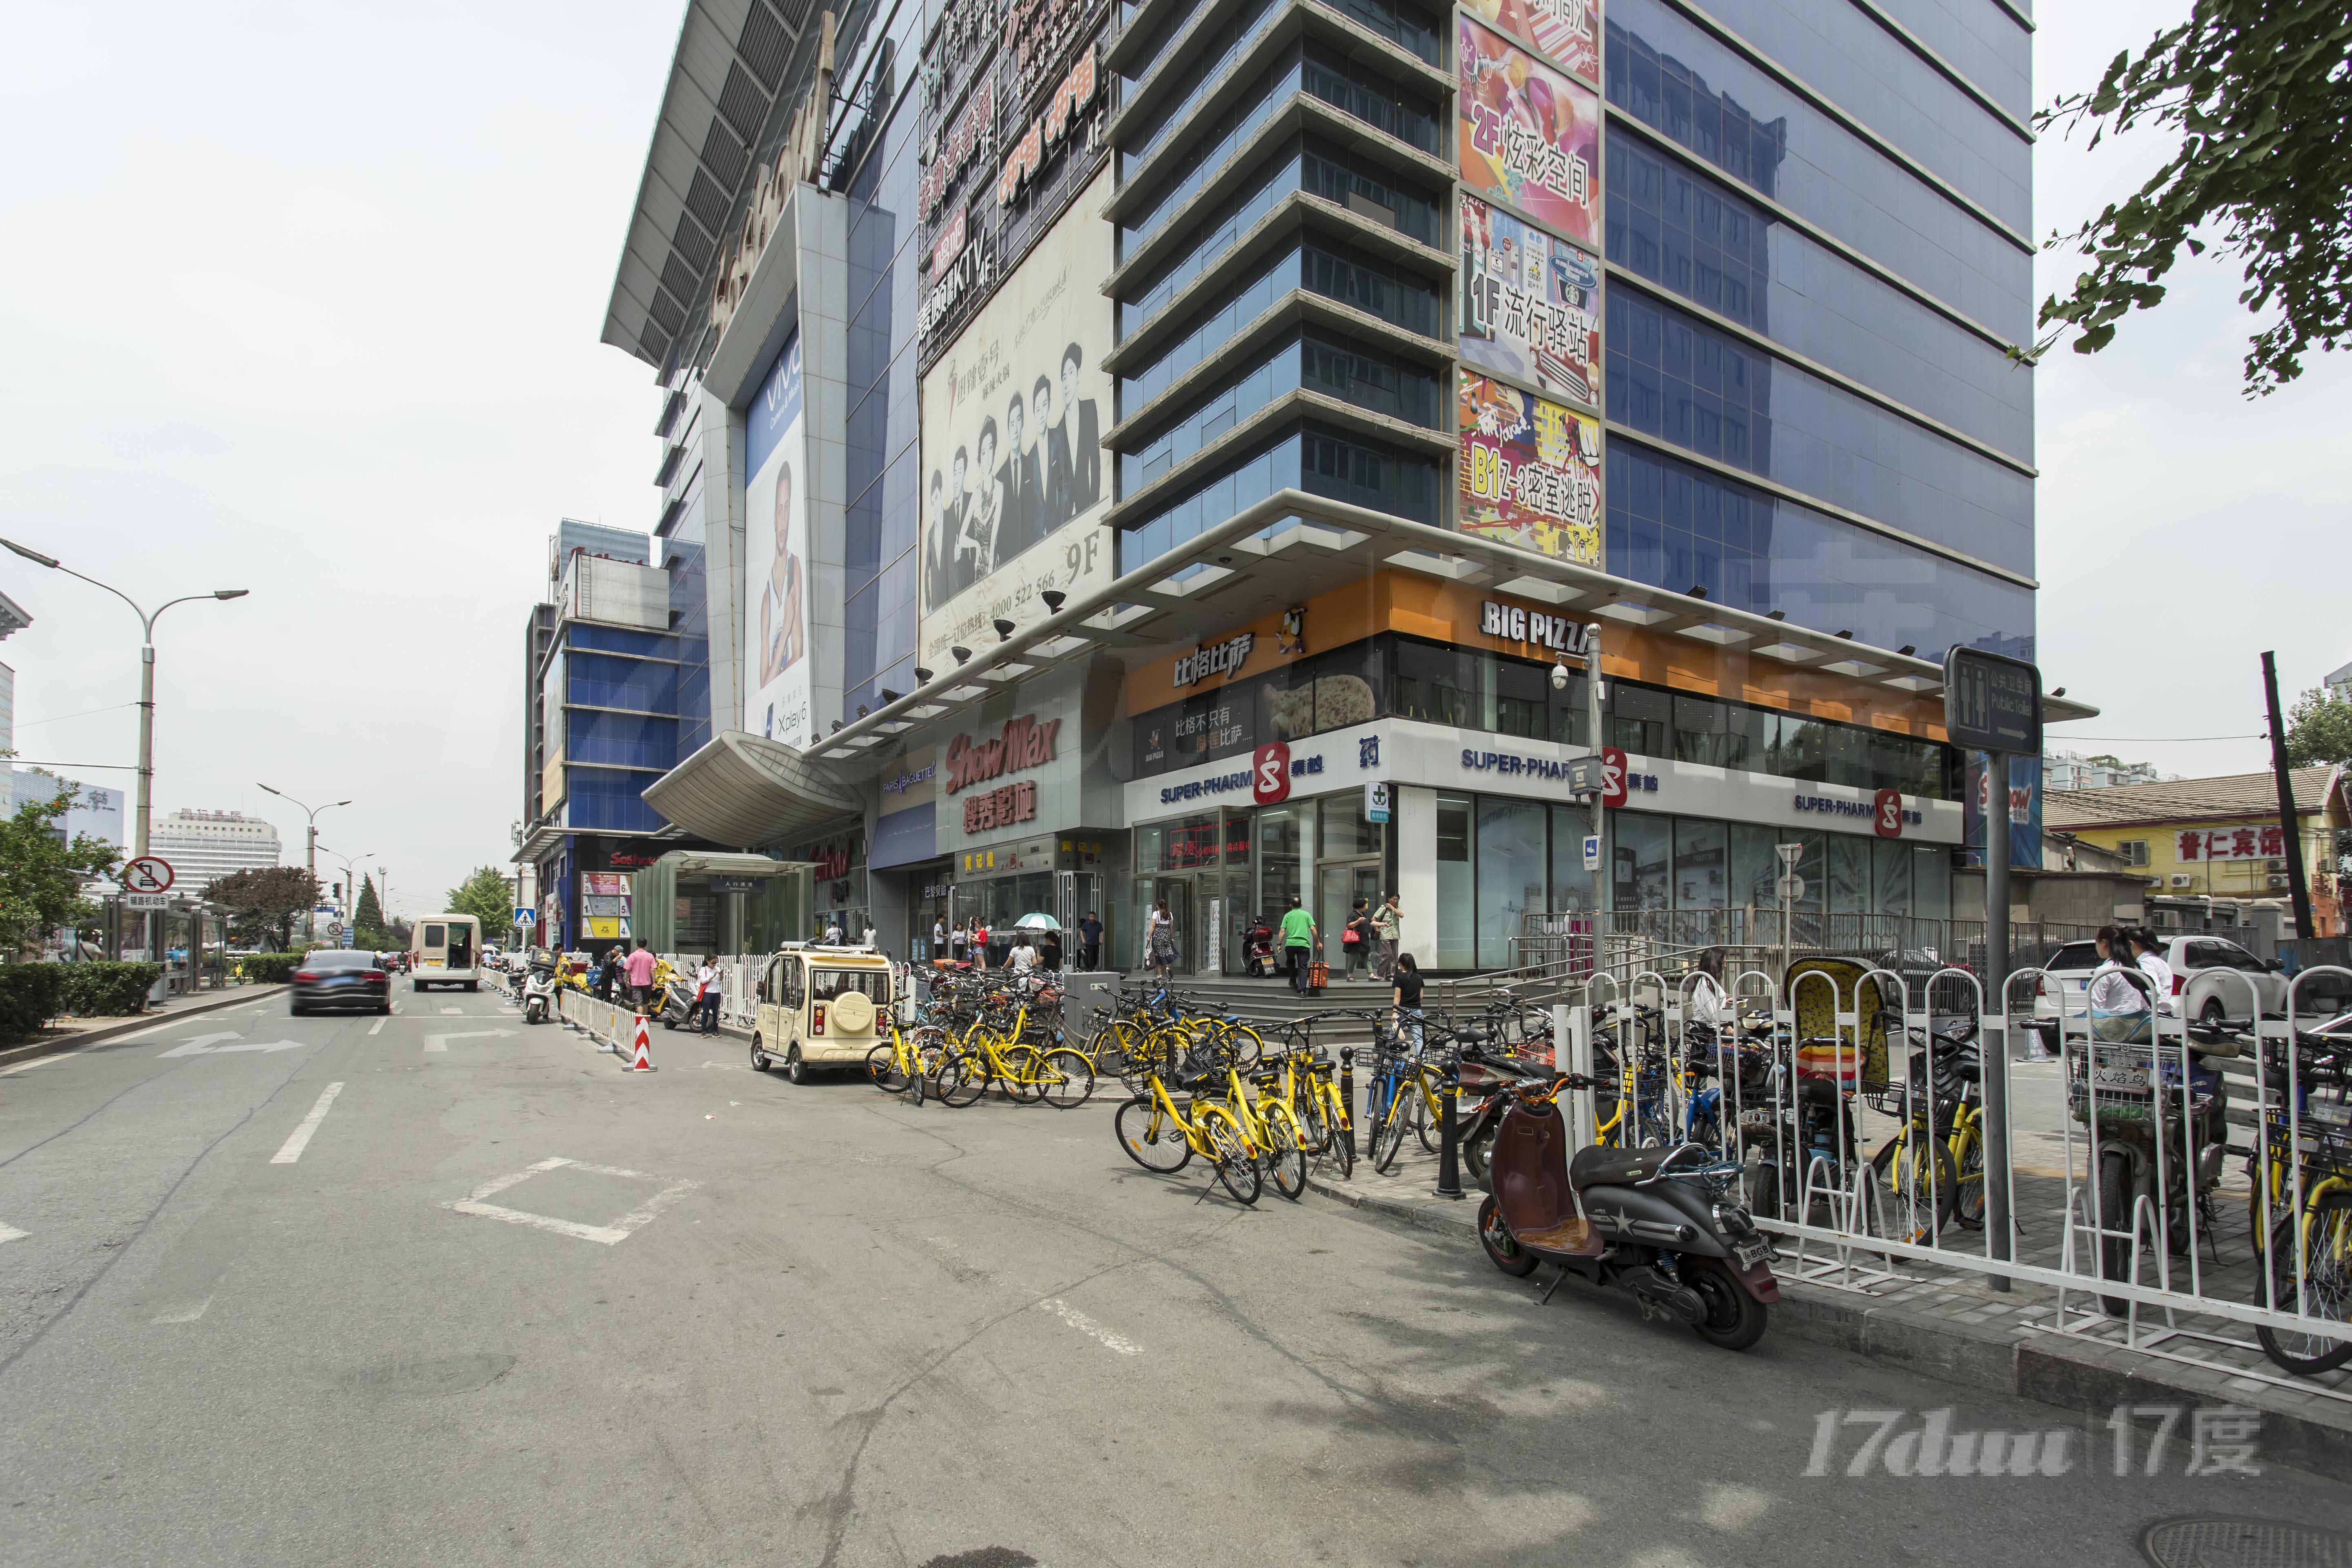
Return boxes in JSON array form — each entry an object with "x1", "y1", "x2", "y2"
[
  {"x1": 521, "y1": 948, "x2": 557, "y2": 1025},
  {"x1": 1477, "y1": 1071, "x2": 1779, "y2": 1350},
  {"x1": 654, "y1": 960, "x2": 697, "y2": 1031}
]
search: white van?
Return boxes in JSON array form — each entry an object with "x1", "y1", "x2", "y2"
[
  {"x1": 413, "y1": 914, "x2": 483, "y2": 991},
  {"x1": 749, "y1": 943, "x2": 893, "y2": 1083}
]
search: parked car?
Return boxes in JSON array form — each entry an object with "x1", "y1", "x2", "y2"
[
  {"x1": 291, "y1": 949, "x2": 392, "y2": 1016},
  {"x1": 2029, "y1": 934, "x2": 2288, "y2": 1049},
  {"x1": 748, "y1": 942, "x2": 893, "y2": 1084}
]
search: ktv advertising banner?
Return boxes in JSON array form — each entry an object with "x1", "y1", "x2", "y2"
[
  {"x1": 1459, "y1": 16, "x2": 1601, "y2": 251},
  {"x1": 1460, "y1": 0, "x2": 1599, "y2": 84},
  {"x1": 1459, "y1": 371, "x2": 1601, "y2": 565},
  {"x1": 744, "y1": 332, "x2": 813, "y2": 747},
  {"x1": 1460, "y1": 193, "x2": 1601, "y2": 407},
  {"x1": 919, "y1": 168, "x2": 1116, "y2": 673}
]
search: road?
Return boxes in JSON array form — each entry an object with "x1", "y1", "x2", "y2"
[{"x1": 2, "y1": 977, "x2": 2349, "y2": 1566}]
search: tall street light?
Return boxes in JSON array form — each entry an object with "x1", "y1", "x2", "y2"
[
  {"x1": 257, "y1": 784, "x2": 351, "y2": 942},
  {"x1": 0, "y1": 537, "x2": 248, "y2": 857},
  {"x1": 316, "y1": 842, "x2": 376, "y2": 944}
]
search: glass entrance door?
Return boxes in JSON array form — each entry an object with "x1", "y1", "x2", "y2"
[
  {"x1": 1153, "y1": 877, "x2": 1194, "y2": 976},
  {"x1": 1318, "y1": 860, "x2": 1382, "y2": 980}
]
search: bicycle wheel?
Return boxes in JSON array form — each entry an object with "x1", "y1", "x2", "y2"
[
  {"x1": 1114, "y1": 1095, "x2": 1193, "y2": 1174},
  {"x1": 1869, "y1": 1130, "x2": 1954, "y2": 1244},
  {"x1": 1953, "y1": 1135, "x2": 1987, "y2": 1227},
  {"x1": 933, "y1": 1048, "x2": 989, "y2": 1108},
  {"x1": 1198, "y1": 1105, "x2": 1261, "y2": 1206},
  {"x1": 1037, "y1": 1047, "x2": 1096, "y2": 1110},
  {"x1": 1313, "y1": 1100, "x2": 1355, "y2": 1181},
  {"x1": 1373, "y1": 1095, "x2": 1412, "y2": 1174},
  {"x1": 1258, "y1": 1101, "x2": 1308, "y2": 1201},
  {"x1": 1293, "y1": 1083, "x2": 1330, "y2": 1154},
  {"x1": 997, "y1": 1044, "x2": 1045, "y2": 1104},
  {"x1": 866, "y1": 1040, "x2": 912, "y2": 1095},
  {"x1": 1219, "y1": 1024, "x2": 1266, "y2": 1071},
  {"x1": 2257, "y1": 1208, "x2": 2352, "y2": 1375},
  {"x1": 1415, "y1": 1088, "x2": 1442, "y2": 1155}
]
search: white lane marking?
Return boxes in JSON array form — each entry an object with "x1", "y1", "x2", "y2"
[
  {"x1": 0, "y1": 1222, "x2": 26, "y2": 1244},
  {"x1": 270, "y1": 1082, "x2": 346, "y2": 1164},
  {"x1": 160, "y1": 1031, "x2": 244, "y2": 1058},
  {"x1": 442, "y1": 1156, "x2": 698, "y2": 1245},
  {"x1": 1037, "y1": 1297, "x2": 1143, "y2": 1356},
  {"x1": 211, "y1": 1040, "x2": 310, "y2": 1055},
  {"x1": 425, "y1": 1028, "x2": 514, "y2": 1054},
  {"x1": 151, "y1": 1297, "x2": 212, "y2": 1324},
  {"x1": 0, "y1": 1055, "x2": 71, "y2": 1077},
  {"x1": 367, "y1": 1017, "x2": 386, "y2": 1036},
  {"x1": 440, "y1": 1008, "x2": 462, "y2": 1015}
]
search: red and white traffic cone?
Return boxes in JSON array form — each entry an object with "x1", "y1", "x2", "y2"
[{"x1": 628, "y1": 1012, "x2": 655, "y2": 1071}]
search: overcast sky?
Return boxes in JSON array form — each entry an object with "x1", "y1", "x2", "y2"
[{"x1": 1, "y1": 2, "x2": 2342, "y2": 919}]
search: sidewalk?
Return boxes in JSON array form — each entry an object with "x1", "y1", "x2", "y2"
[
  {"x1": 1307, "y1": 1158, "x2": 2352, "y2": 1483},
  {"x1": 0, "y1": 983, "x2": 290, "y2": 1069}
]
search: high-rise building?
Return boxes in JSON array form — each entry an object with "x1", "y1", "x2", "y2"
[
  {"x1": 0, "y1": 584, "x2": 27, "y2": 759},
  {"x1": 147, "y1": 809, "x2": 280, "y2": 890},
  {"x1": 598, "y1": 0, "x2": 2082, "y2": 971}
]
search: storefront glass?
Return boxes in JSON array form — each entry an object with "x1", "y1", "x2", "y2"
[
  {"x1": 1436, "y1": 793, "x2": 1475, "y2": 968},
  {"x1": 1673, "y1": 818, "x2": 1727, "y2": 909},
  {"x1": 1611, "y1": 813, "x2": 1672, "y2": 911},
  {"x1": 1549, "y1": 804, "x2": 1598, "y2": 912},
  {"x1": 1476, "y1": 798, "x2": 1547, "y2": 967},
  {"x1": 1828, "y1": 834, "x2": 1872, "y2": 915}
]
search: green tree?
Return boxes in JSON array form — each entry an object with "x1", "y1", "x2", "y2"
[
  {"x1": 210, "y1": 866, "x2": 321, "y2": 951},
  {"x1": 0, "y1": 789, "x2": 120, "y2": 958},
  {"x1": 2033, "y1": 2, "x2": 2352, "y2": 392},
  {"x1": 447, "y1": 866, "x2": 517, "y2": 944},
  {"x1": 353, "y1": 875, "x2": 386, "y2": 947},
  {"x1": 2285, "y1": 685, "x2": 2352, "y2": 768}
]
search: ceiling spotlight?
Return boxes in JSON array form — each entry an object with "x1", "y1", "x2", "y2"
[
  {"x1": 2051, "y1": 686, "x2": 2067, "y2": 698},
  {"x1": 1767, "y1": 610, "x2": 1786, "y2": 621},
  {"x1": 1897, "y1": 644, "x2": 1917, "y2": 657},
  {"x1": 993, "y1": 618, "x2": 1015, "y2": 640},
  {"x1": 856, "y1": 704, "x2": 869, "y2": 718},
  {"x1": 1835, "y1": 630, "x2": 1854, "y2": 639},
  {"x1": 830, "y1": 720, "x2": 843, "y2": 733},
  {"x1": 1686, "y1": 585, "x2": 1707, "y2": 600},
  {"x1": 880, "y1": 688, "x2": 901, "y2": 704},
  {"x1": 914, "y1": 668, "x2": 934, "y2": 683},
  {"x1": 951, "y1": 646, "x2": 971, "y2": 664},
  {"x1": 1040, "y1": 590, "x2": 1065, "y2": 612}
]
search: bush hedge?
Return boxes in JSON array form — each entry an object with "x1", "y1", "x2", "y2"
[
  {"x1": 56, "y1": 962, "x2": 165, "y2": 1018},
  {"x1": 235, "y1": 953, "x2": 304, "y2": 985},
  {"x1": 0, "y1": 965, "x2": 69, "y2": 1044}
]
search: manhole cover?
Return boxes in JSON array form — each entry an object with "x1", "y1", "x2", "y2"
[{"x1": 2141, "y1": 1516, "x2": 2352, "y2": 1568}]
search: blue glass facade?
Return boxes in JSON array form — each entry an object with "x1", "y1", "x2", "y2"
[{"x1": 661, "y1": 457, "x2": 712, "y2": 757}]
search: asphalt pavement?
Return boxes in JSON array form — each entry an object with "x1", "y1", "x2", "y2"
[{"x1": 4, "y1": 976, "x2": 2350, "y2": 1566}]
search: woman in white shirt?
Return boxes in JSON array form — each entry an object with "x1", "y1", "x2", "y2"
[
  {"x1": 694, "y1": 958, "x2": 721, "y2": 1036},
  {"x1": 2087, "y1": 926, "x2": 2154, "y2": 1043},
  {"x1": 2129, "y1": 928, "x2": 2176, "y2": 1016}
]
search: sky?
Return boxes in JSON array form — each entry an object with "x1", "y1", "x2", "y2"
[{"x1": 0, "y1": 2, "x2": 2343, "y2": 920}]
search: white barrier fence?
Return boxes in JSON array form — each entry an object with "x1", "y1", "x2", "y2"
[{"x1": 1545, "y1": 961, "x2": 2352, "y2": 1397}]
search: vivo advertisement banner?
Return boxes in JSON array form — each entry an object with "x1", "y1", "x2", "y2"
[
  {"x1": 1962, "y1": 753, "x2": 2042, "y2": 869},
  {"x1": 744, "y1": 333, "x2": 812, "y2": 748}
]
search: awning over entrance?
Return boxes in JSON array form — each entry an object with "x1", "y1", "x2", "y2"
[{"x1": 641, "y1": 730, "x2": 862, "y2": 851}]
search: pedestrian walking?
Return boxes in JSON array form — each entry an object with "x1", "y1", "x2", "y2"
[
  {"x1": 593, "y1": 945, "x2": 619, "y2": 1002},
  {"x1": 824, "y1": 917, "x2": 844, "y2": 945},
  {"x1": 1392, "y1": 953, "x2": 1425, "y2": 1058},
  {"x1": 1146, "y1": 900, "x2": 1176, "y2": 983},
  {"x1": 932, "y1": 917, "x2": 947, "y2": 962},
  {"x1": 695, "y1": 956, "x2": 722, "y2": 1036},
  {"x1": 1278, "y1": 895, "x2": 1316, "y2": 994},
  {"x1": 949, "y1": 920, "x2": 969, "y2": 965},
  {"x1": 861, "y1": 922, "x2": 878, "y2": 948},
  {"x1": 1341, "y1": 897, "x2": 1371, "y2": 982},
  {"x1": 1079, "y1": 910, "x2": 1103, "y2": 971},
  {"x1": 1372, "y1": 894, "x2": 1401, "y2": 982},
  {"x1": 623, "y1": 939, "x2": 658, "y2": 1012},
  {"x1": 972, "y1": 920, "x2": 990, "y2": 970}
]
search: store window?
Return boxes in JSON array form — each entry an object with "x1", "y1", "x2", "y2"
[
  {"x1": 1871, "y1": 837, "x2": 1913, "y2": 918},
  {"x1": 1549, "y1": 804, "x2": 1598, "y2": 912},
  {"x1": 1609, "y1": 685, "x2": 1670, "y2": 755},
  {"x1": 1320, "y1": 794, "x2": 1380, "y2": 858},
  {"x1": 1828, "y1": 835, "x2": 1872, "y2": 915},
  {"x1": 1477, "y1": 799, "x2": 1547, "y2": 968},
  {"x1": 1436, "y1": 793, "x2": 1475, "y2": 968},
  {"x1": 1612, "y1": 813, "x2": 1672, "y2": 911},
  {"x1": 1673, "y1": 818, "x2": 1726, "y2": 909},
  {"x1": 1256, "y1": 804, "x2": 1310, "y2": 922}
]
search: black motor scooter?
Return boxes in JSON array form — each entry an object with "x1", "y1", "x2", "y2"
[{"x1": 1477, "y1": 1072, "x2": 1779, "y2": 1350}]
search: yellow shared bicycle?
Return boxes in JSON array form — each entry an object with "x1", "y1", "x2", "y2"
[{"x1": 1113, "y1": 1061, "x2": 1263, "y2": 1205}]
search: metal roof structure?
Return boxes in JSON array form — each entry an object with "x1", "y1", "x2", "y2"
[
  {"x1": 0, "y1": 588, "x2": 29, "y2": 640},
  {"x1": 601, "y1": 0, "x2": 818, "y2": 372},
  {"x1": 2045, "y1": 766, "x2": 2347, "y2": 831}
]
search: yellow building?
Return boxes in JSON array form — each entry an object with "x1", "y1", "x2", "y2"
[{"x1": 2045, "y1": 766, "x2": 2349, "y2": 936}]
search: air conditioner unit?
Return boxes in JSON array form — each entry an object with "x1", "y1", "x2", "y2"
[
  {"x1": 2169, "y1": 874, "x2": 2195, "y2": 888},
  {"x1": 2265, "y1": 857, "x2": 2287, "y2": 871},
  {"x1": 2268, "y1": 874, "x2": 2291, "y2": 890}
]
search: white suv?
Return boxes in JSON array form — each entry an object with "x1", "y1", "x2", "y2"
[{"x1": 2029, "y1": 933, "x2": 2288, "y2": 1048}]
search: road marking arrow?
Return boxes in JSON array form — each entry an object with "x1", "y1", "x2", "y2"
[
  {"x1": 425, "y1": 1029, "x2": 516, "y2": 1054},
  {"x1": 0, "y1": 1222, "x2": 27, "y2": 1245},
  {"x1": 210, "y1": 1040, "x2": 312, "y2": 1054},
  {"x1": 159, "y1": 1032, "x2": 243, "y2": 1058}
]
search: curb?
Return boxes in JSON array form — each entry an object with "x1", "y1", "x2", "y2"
[
  {"x1": 0, "y1": 986, "x2": 289, "y2": 1068},
  {"x1": 1305, "y1": 1174, "x2": 2352, "y2": 1483}
]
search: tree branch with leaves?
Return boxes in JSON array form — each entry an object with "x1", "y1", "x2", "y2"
[{"x1": 2034, "y1": 1, "x2": 2352, "y2": 393}]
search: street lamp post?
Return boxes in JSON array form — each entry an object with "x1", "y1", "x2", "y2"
[
  {"x1": 258, "y1": 784, "x2": 352, "y2": 943},
  {"x1": 316, "y1": 843, "x2": 376, "y2": 946},
  {"x1": 1, "y1": 537, "x2": 247, "y2": 976}
]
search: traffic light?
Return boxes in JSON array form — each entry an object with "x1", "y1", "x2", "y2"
[{"x1": 332, "y1": 881, "x2": 341, "y2": 899}]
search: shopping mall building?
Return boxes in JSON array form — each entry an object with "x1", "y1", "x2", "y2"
[{"x1": 570, "y1": 0, "x2": 2082, "y2": 972}]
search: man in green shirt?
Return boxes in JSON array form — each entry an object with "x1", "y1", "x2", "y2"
[{"x1": 1278, "y1": 895, "x2": 1318, "y2": 993}]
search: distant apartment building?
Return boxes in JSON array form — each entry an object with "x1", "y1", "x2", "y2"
[
  {"x1": 147, "y1": 808, "x2": 282, "y2": 890},
  {"x1": 2045, "y1": 750, "x2": 2170, "y2": 793}
]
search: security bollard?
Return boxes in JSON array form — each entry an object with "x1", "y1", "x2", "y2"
[
  {"x1": 1434, "y1": 1046, "x2": 1464, "y2": 1199},
  {"x1": 1339, "y1": 1047, "x2": 1357, "y2": 1160}
]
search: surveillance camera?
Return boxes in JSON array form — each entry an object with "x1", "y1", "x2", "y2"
[{"x1": 1550, "y1": 661, "x2": 1570, "y2": 692}]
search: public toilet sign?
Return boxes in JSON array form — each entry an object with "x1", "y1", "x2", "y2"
[
  {"x1": 122, "y1": 855, "x2": 175, "y2": 895},
  {"x1": 1943, "y1": 647, "x2": 2040, "y2": 755}
]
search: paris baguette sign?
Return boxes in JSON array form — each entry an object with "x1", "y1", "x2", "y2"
[{"x1": 943, "y1": 713, "x2": 1061, "y2": 793}]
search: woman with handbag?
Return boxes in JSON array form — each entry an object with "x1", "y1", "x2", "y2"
[{"x1": 1341, "y1": 898, "x2": 1370, "y2": 981}]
